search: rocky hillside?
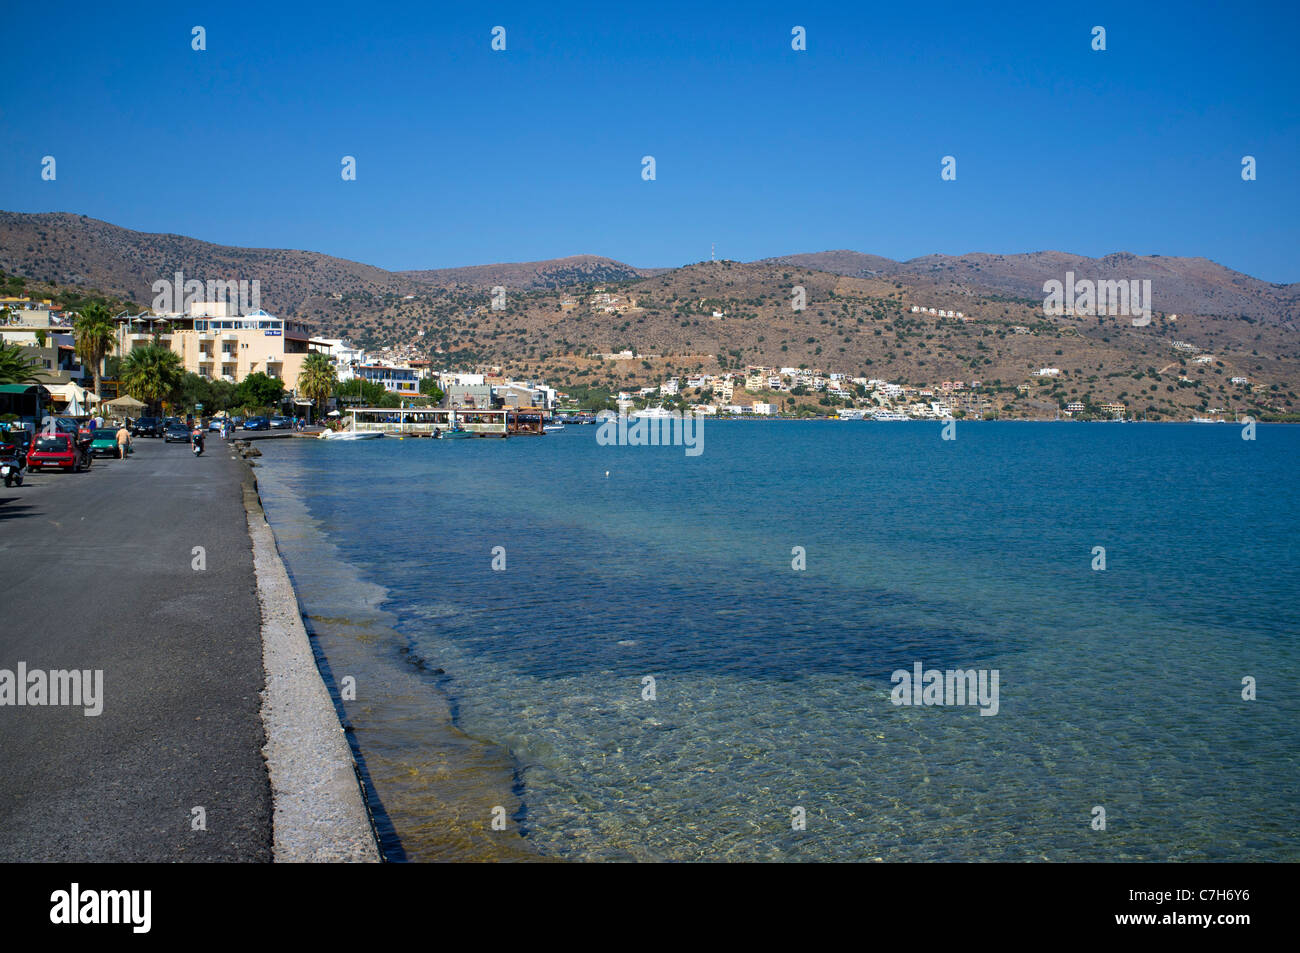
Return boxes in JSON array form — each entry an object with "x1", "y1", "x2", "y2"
[{"x1": 3, "y1": 211, "x2": 1298, "y2": 418}]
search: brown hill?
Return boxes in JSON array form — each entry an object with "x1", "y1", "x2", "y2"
[
  {"x1": 2, "y1": 210, "x2": 1298, "y2": 419},
  {"x1": 770, "y1": 249, "x2": 1300, "y2": 327},
  {"x1": 400, "y1": 255, "x2": 660, "y2": 290}
]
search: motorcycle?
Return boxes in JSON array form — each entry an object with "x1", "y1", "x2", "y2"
[
  {"x1": 1, "y1": 429, "x2": 28, "y2": 487},
  {"x1": 1, "y1": 455, "x2": 23, "y2": 487},
  {"x1": 191, "y1": 430, "x2": 205, "y2": 457}
]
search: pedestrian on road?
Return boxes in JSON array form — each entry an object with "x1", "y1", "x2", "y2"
[{"x1": 115, "y1": 423, "x2": 132, "y2": 459}]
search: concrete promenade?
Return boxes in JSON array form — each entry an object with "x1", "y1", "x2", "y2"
[{"x1": 0, "y1": 433, "x2": 376, "y2": 861}]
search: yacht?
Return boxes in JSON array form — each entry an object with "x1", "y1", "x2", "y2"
[{"x1": 871, "y1": 411, "x2": 909, "y2": 421}]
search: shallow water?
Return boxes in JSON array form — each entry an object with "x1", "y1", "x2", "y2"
[{"x1": 255, "y1": 421, "x2": 1299, "y2": 861}]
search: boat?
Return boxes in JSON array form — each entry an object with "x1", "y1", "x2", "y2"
[
  {"x1": 871, "y1": 411, "x2": 909, "y2": 421},
  {"x1": 1190, "y1": 416, "x2": 1222, "y2": 423},
  {"x1": 438, "y1": 427, "x2": 474, "y2": 439},
  {"x1": 542, "y1": 422, "x2": 565, "y2": 433},
  {"x1": 319, "y1": 416, "x2": 383, "y2": 440}
]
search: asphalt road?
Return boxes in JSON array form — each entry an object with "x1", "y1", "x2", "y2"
[{"x1": 0, "y1": 434, "x2": 272, "y2": 861}]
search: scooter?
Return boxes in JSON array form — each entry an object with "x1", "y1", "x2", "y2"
[
  {"x1": 0, "y1": 430, "x2": 27, "y2": 487},
  {"x1": 191, "y1": 430, "x2": 205, "y2": 457},
  {"x1": 1, "y1": 455, "x2": 23, "y2": 487}
]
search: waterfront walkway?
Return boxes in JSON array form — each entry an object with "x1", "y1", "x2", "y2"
[{"x1": 0, "y1": 438, "x2": 271, "y2": 861}]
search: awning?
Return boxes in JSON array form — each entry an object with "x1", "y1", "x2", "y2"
[
  {"x1": 104, "y1": 395, "x2": 147, "y2": 410},
  {"x1": 43, "y1": 382, "x2": 101, "y2": 405}
]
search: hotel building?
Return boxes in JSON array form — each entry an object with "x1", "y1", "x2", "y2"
[{"x1": 117, "y1": 301, "x2": 328, "y2": 391}]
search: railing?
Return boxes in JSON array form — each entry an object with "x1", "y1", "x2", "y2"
[{"x1": 349, "y1": 408, "x2": 507, "y2": 436}]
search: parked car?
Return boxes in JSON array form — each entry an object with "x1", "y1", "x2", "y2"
[
  {"x1": 132, "y1": 417, "x2": 164, "y2": 438},
  {"x1": 243, "y1": 416, "x2": 269, "y2": 431},
  {"x1": 89, "y1": 428, "x2": 130, "y2": 458},
  {"x1": 27, "y1": 432, "x2": 92, "y2": 472},
  {"x1": 269, "y1": 416, "x2": 291, "y2": 429},
  {"x1": 164, "y1": 423, "x2": 192, "y2": 443},
  {"x1": 1, "y1": 428, "x2": 32, "y2": 466}
]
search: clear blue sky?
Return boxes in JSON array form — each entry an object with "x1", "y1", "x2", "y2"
[{"x1": 2, "y1": 0, "x2": 1297, "y2": 281}]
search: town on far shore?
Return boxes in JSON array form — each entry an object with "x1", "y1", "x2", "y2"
[{"x1": 0, "y1": 288, "x2": 1264, "y2": 432}]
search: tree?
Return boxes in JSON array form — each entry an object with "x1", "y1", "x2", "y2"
[
  {"x1": 335, "y1": 377, "x2": 394, "y2": 406},
  {"x1": 0, "y1": 341, "x2": 43, "y2": 386},
  {"x1": 74, "y1": 304, "x2": 116, "y2": 399},
  {"x1": 418, "y1": 376, "x2": 445, "y2": 403},
  {"x1": 176, "y1": 372, "x2": 236, "y2": 414},
  {"x1": 119, "y1": 345, "x2": 184, "y2": 412},
  {"x1": 298, "y1": 353, "x2": 337, "y2": 416},
  {"x1": 234, "y1": 372, "x2": 285, "y2": 410}
]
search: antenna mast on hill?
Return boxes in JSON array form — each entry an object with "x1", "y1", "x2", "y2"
[{"x1": 711, "y1": 242, "x2": 715, "y2": 262}]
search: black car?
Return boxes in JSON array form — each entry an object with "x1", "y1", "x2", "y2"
[
  {"x1": 132, "y1": 417, "x2": 164, "y2": 438},
  {"x1": 163, "y1": 423, "x2": 192, "y2": 443},
  {"x1": 243, "y1": 416, "x2": 269, "y2": 431}
]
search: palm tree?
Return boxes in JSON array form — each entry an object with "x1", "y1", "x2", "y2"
[
  {"x1": 298, "y1": 352, "x2": 337, "y2": 419},
  {"x1": 119, "y1": 344, "x2": 183, "y2": 413},
  {"x1": 0, "y1": 340, "x2": 44, "y2": 386},
  {"x1": 74, "y1": 304, "x2": 116, "y2": 398}
]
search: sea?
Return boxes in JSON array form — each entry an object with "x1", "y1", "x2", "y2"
[{"x1": 251, "y1": 420, "x2": 1299, "y2": 862}]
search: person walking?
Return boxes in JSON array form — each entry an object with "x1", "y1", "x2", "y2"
[{"x1": 115, "y1": 422, "x2": 132, "y2": 459}]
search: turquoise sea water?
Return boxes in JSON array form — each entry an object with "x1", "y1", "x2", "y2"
[{"x1": 254, "y1": 421, "x2": 1299, "y2": 861}]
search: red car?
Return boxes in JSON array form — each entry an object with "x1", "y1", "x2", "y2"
[{"x1": 27, "y1": 432, "x2": 92, "y2": 472}]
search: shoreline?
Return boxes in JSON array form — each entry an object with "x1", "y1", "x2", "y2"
[
  {"x1": 239, "y1": 458, "x2": 380, "y2": 863},
  {"x1": 247, "y1": 440, "x2": 546, "y2": 861}
]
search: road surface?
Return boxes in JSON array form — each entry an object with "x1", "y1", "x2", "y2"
[{"x1": 0, "y1": 435, "x2": 271, "y2": 861}]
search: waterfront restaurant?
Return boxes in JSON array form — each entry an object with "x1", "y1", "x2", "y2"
[{"x1": 348, "y1": 407, "x2": 507, "y2": 437}]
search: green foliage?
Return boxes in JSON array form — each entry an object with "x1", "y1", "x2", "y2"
[
  {"x1": 298, "y1": 352, "x2": 337, "y2": 409},
  {"x1": 119, "y1": 344, "x2": 184, "y2": 410},
  {"x1": 176, "y1": 372, "x2": 237, "y2": 414},
  {"x1": 73, "y1": 303, "x2": 116, "y2": 397},
  {"x1": 234, "y1": 372, "x2": 285, "y2": 410},
  {"x1": 335, "y1": 377, "x2": 399, "y2": 407},
  {"x1": 418, "y1": 376, "x2": 445, "y2": 402},
  {"x1": 0, "y1": 340, "x2": 44, "y2": 386}
]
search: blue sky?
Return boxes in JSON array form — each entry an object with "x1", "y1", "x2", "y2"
[{"x1": 2, "y1": 1, "x2": 1297, "y2": 281}]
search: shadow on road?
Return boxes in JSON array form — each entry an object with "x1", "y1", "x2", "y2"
[{"x1": 0, "y1": 497, "x2": 36, "y2": 521}]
